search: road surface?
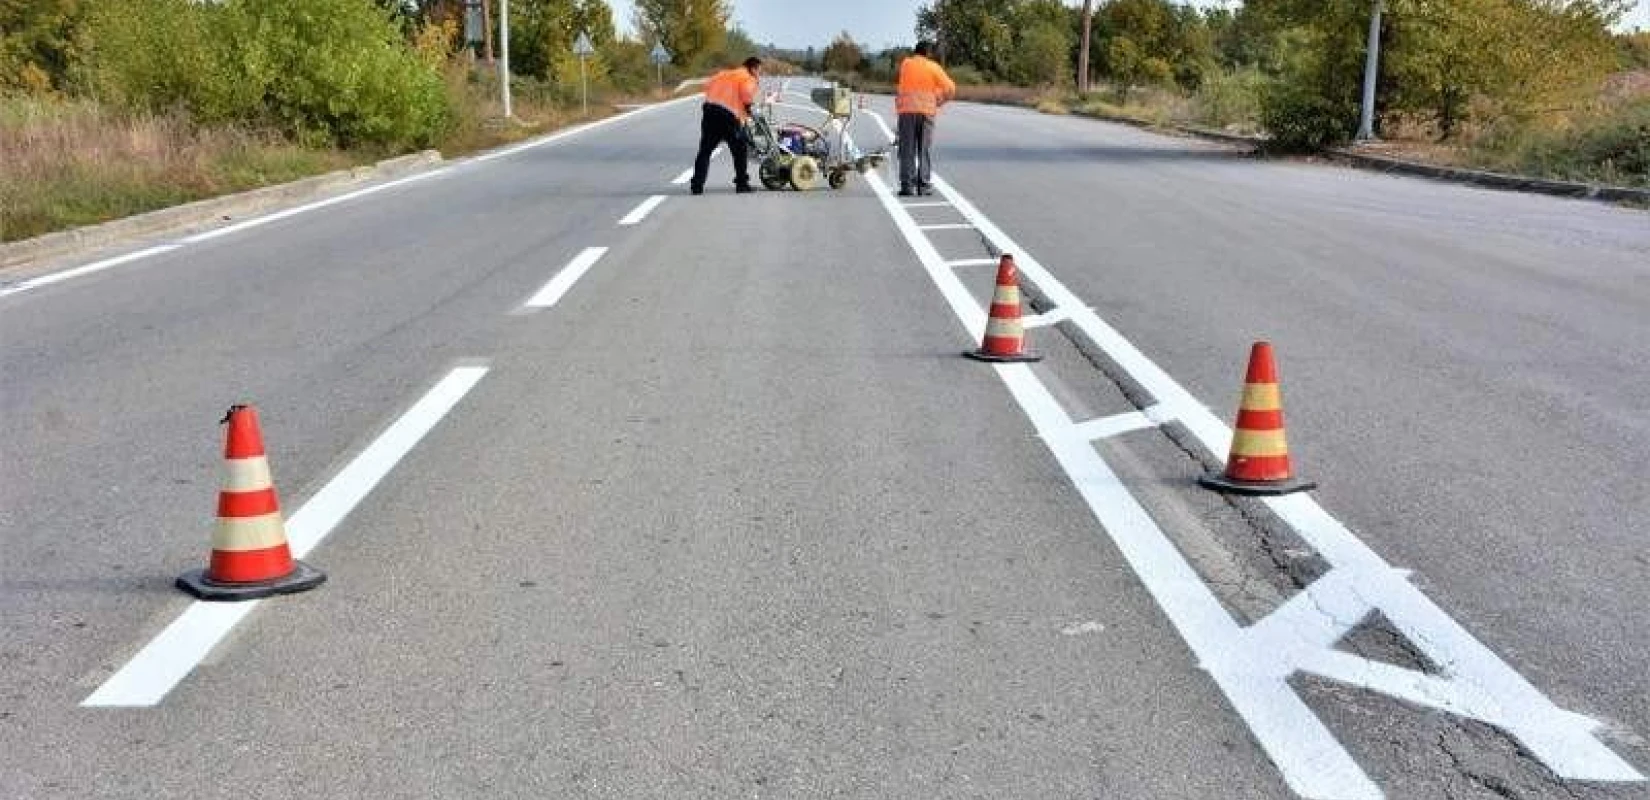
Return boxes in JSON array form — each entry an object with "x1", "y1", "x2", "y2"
[{"x1": 3, "y1": 79, "x2": 1647, "y2": 799}]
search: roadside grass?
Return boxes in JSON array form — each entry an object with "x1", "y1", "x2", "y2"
[{"x1": 0, "y1": 96, "x2": 359, "y2": 242}]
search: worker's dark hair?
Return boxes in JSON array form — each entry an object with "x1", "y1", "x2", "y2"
[
  {"x1": 742, "y1": 56, "x2": 762, "y2": 70},
  {"x1": 914, "y1": 41, "x2": 933, "y2": 57}
]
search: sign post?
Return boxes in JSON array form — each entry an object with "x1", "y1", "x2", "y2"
[
  {"x1": 573, "y1": 31, "x2": 595, "y2": 117},
  {"x1": 650, "y1": 42, "x2": 671, "y2": 92}
]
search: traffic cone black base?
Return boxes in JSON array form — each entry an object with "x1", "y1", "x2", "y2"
[
  {"x1": 963, "y1": 349, "x2": 1042, "y2": 363},
  {"x1": 176, "y1": 560, "x2": 325, "y2": 602},
  {"x1": 1196, "y1": 473, "x2": 1317, "y2": 496}
]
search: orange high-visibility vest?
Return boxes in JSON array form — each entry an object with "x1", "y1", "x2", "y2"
[
  {"x1": 896, "y1": 55, "x2": 956, "y2": 117},
  {"x1": 705, "y1": 67, "x2": 759, "y2": 122}
]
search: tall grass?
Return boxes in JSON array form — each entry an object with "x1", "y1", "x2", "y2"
[{"x1": 1, "y1": 96, "x2": 356, "y2": 242}]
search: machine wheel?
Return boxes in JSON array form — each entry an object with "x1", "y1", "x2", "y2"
[
  {"x1": 827, "y1": 170, "x2": 848, "y2": 190},
  {"x1": 759, "y1": 158, "x2": 789, "y2": 191},
  {"x1": 789, "y1": 156, "x2": 820, "y2": 191}
]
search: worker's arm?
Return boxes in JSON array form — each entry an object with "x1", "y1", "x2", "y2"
[
  {"x1": 738, "y1": 75, "x2": 758, "y2": 109},
  {"x1": 935, "y1": 64, "x2": 957, "y2": 105}
]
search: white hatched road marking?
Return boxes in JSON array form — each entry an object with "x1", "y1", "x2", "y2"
[
  {"x1": 862, "y1": 108, "x2": 1642, "y2": 799},
  {"x1": 82, "y1": 365, "x2": 489, "y2": 707}
]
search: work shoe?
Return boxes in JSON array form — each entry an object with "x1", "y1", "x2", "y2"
[
  {"x1": 916, "y1": 184, "x2": 934, "y2": 197},
  {"x1": 689, "y1": 184, "x2": 704, "y2": 196},
  {"x1": 897, "y1": 185, "x2": 914, "y2": 197},
  {"x1": 735, "y1": 184, "x2": 756, "y2": 194}
]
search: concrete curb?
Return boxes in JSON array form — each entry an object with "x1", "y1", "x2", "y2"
[
  {"x1": 1324, "y1": 149, "x2": 1650, "y2": 204},
  {"x1": 1067, "y1": 109, "x2": 1265, "y2": 149},
  {"x1": 0, "y1": 150, "x2": 443, "y2": 271}
]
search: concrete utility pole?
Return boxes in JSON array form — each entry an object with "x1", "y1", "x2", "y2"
[
  {"x1": 1078, "y1": 0, "x2": 1094, "y2": 95},
  {"x1": 499, "y1": 0, "x2": 512, "y2": 118},
  {"x1": 1356, "y1": 0, "x2": 1383, "y2": 141}
]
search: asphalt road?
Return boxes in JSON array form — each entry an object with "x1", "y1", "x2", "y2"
[{"x1": 2, "y1": 80, "x2": 1646, "y2": 799}]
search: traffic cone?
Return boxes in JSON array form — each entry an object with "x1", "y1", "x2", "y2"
[
  {"x1": 176, "y1": 405, "x2": 325, "y2": 601},
  {"x1": 1198, "y1": 342, "x2": 1317, "y2": 496},
  {"x1": 964, "y1": 255, "x2": 1042, "y2": 363}
]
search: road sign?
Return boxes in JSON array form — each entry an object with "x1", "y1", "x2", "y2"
[
  {"x1": 573, "y1": 32, "x2": 593, "y2": 115},
  {"x1": 650, "y1": 43, "x2": 670, "y2": 65}
]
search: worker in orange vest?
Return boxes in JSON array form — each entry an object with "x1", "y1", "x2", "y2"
[
  {"x1": 690, "y1": 57, "x2": 763, "y2": 195},
  {"x1": 895, "y1": 41, "x2": 956, "y2": 197}
]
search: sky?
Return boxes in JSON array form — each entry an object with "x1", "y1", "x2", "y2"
[{"x1": 603, "y1": 1, "x2": 1649, "y2": 50}]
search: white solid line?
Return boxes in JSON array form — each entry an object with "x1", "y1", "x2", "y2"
[
  {"x1": 945, "y1": 258, "x2": 1000, "y2": 268},
  {"x1": 525, "y1": 246, "x2": 608, "y2": 309},
  {"x1": 0, "y1": 244, "x2": 181, "y2": 299},
  {"x1": 901, "y1": 201, "x2": 954, "y2": 208},
  {"x1": 82, "y1": 365, "x2": 489, "y2": 707},
  {"x1": 867, "y1": 109, "x2": 896, "y2": 140},
  {"x1": 618, "y1": 195, "x2": 667, "y2": 226},
  {"x1": 917, "y1": 223, "x2": 975, "y2": 231}
]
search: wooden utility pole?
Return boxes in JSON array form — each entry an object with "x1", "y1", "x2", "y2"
[
  {"x1": 481, "y1": 0, "x2": 494, "y2": 63},
  {"x1": 1078, "y1": 0, "x2": 1094, "y2": 95}
]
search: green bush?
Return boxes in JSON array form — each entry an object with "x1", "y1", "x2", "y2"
[
  {"x1": 1480, "y1": 99, "x2": 1650, "y2": 187},
  {"x1": 223, "y1": 0, "x2": 450, "y2": 149},
  {"x1": 1260, "y1": 78, "x2": 1355, "y2": 151},
  {"x1": 948, "y1": 64, "x2": 990, "y2": 86},
  {"x1": 1193, "y1": 67, "x2": 1264, "y2": 129},
  {"x1": 76, "y1": 0, "x2": 450, "y2": 150},
  {"x1": 76, "y1": 0, "x2": 249, "y2": 120}
]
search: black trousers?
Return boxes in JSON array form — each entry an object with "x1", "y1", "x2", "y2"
[
  {"x1": 897, "y1": 113, "x2": 936, "y2": 189},
  {"x1": 691, "y1": 103, "x2": 750, "y2": 190}
]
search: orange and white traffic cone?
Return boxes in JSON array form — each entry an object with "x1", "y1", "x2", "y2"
[
  {"x1": 1198, "y1": 342, "x2": 1317, "y2": 496},
  {"x1": 176, "y1": 405, "x2": 325, "y2": 601},
  {"x1": 964, "y1": 255, "x2": 1043, "y2": 363}
]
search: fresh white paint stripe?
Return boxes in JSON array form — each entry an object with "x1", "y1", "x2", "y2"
[
  {"x1": 867, "y1": 109, "x2": 896, "y2": 140},
  {"x1": 870, "y1": 165, "x2": 1643, "y2": 794},
  {"x1": 82, "y1": 365, "x2": 489, "y2": 707},
  {"x1": 0, "y1": 244, "x2": 181, "y2": 299},
  {"x1": 1070, "y1": 410, "x2": 1159, "y2": 441},
  {"x1": 671, "y1": 145, "x2": 723, "y2": 185},
  {"x1": 1023, "y1": 307, "x2": 1074, "y2": 328},
  {"x1": 945, "y1": 258, "x2": 1000, "y2": 268},
  {"x1": 524, "y1": 247, "x2": 608, "y2": 310},
  {"x1": 917, "y1": 223, "x2": 975, "y2": 231},
  {"x1": 619, "y1": 195, "x2": 667, "y2": 226}
]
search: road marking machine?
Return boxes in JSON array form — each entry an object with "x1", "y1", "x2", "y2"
[{"x1": 746, "y1": 85, "x2": 887, "y2": 191}]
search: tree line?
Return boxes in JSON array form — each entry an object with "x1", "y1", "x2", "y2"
[
  {"x1": 903, "y1": 0, "x2": 1638, "y2": 149},
  {"x1": 0, "y1": 0, "x2": 762, "y2": 149}
]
